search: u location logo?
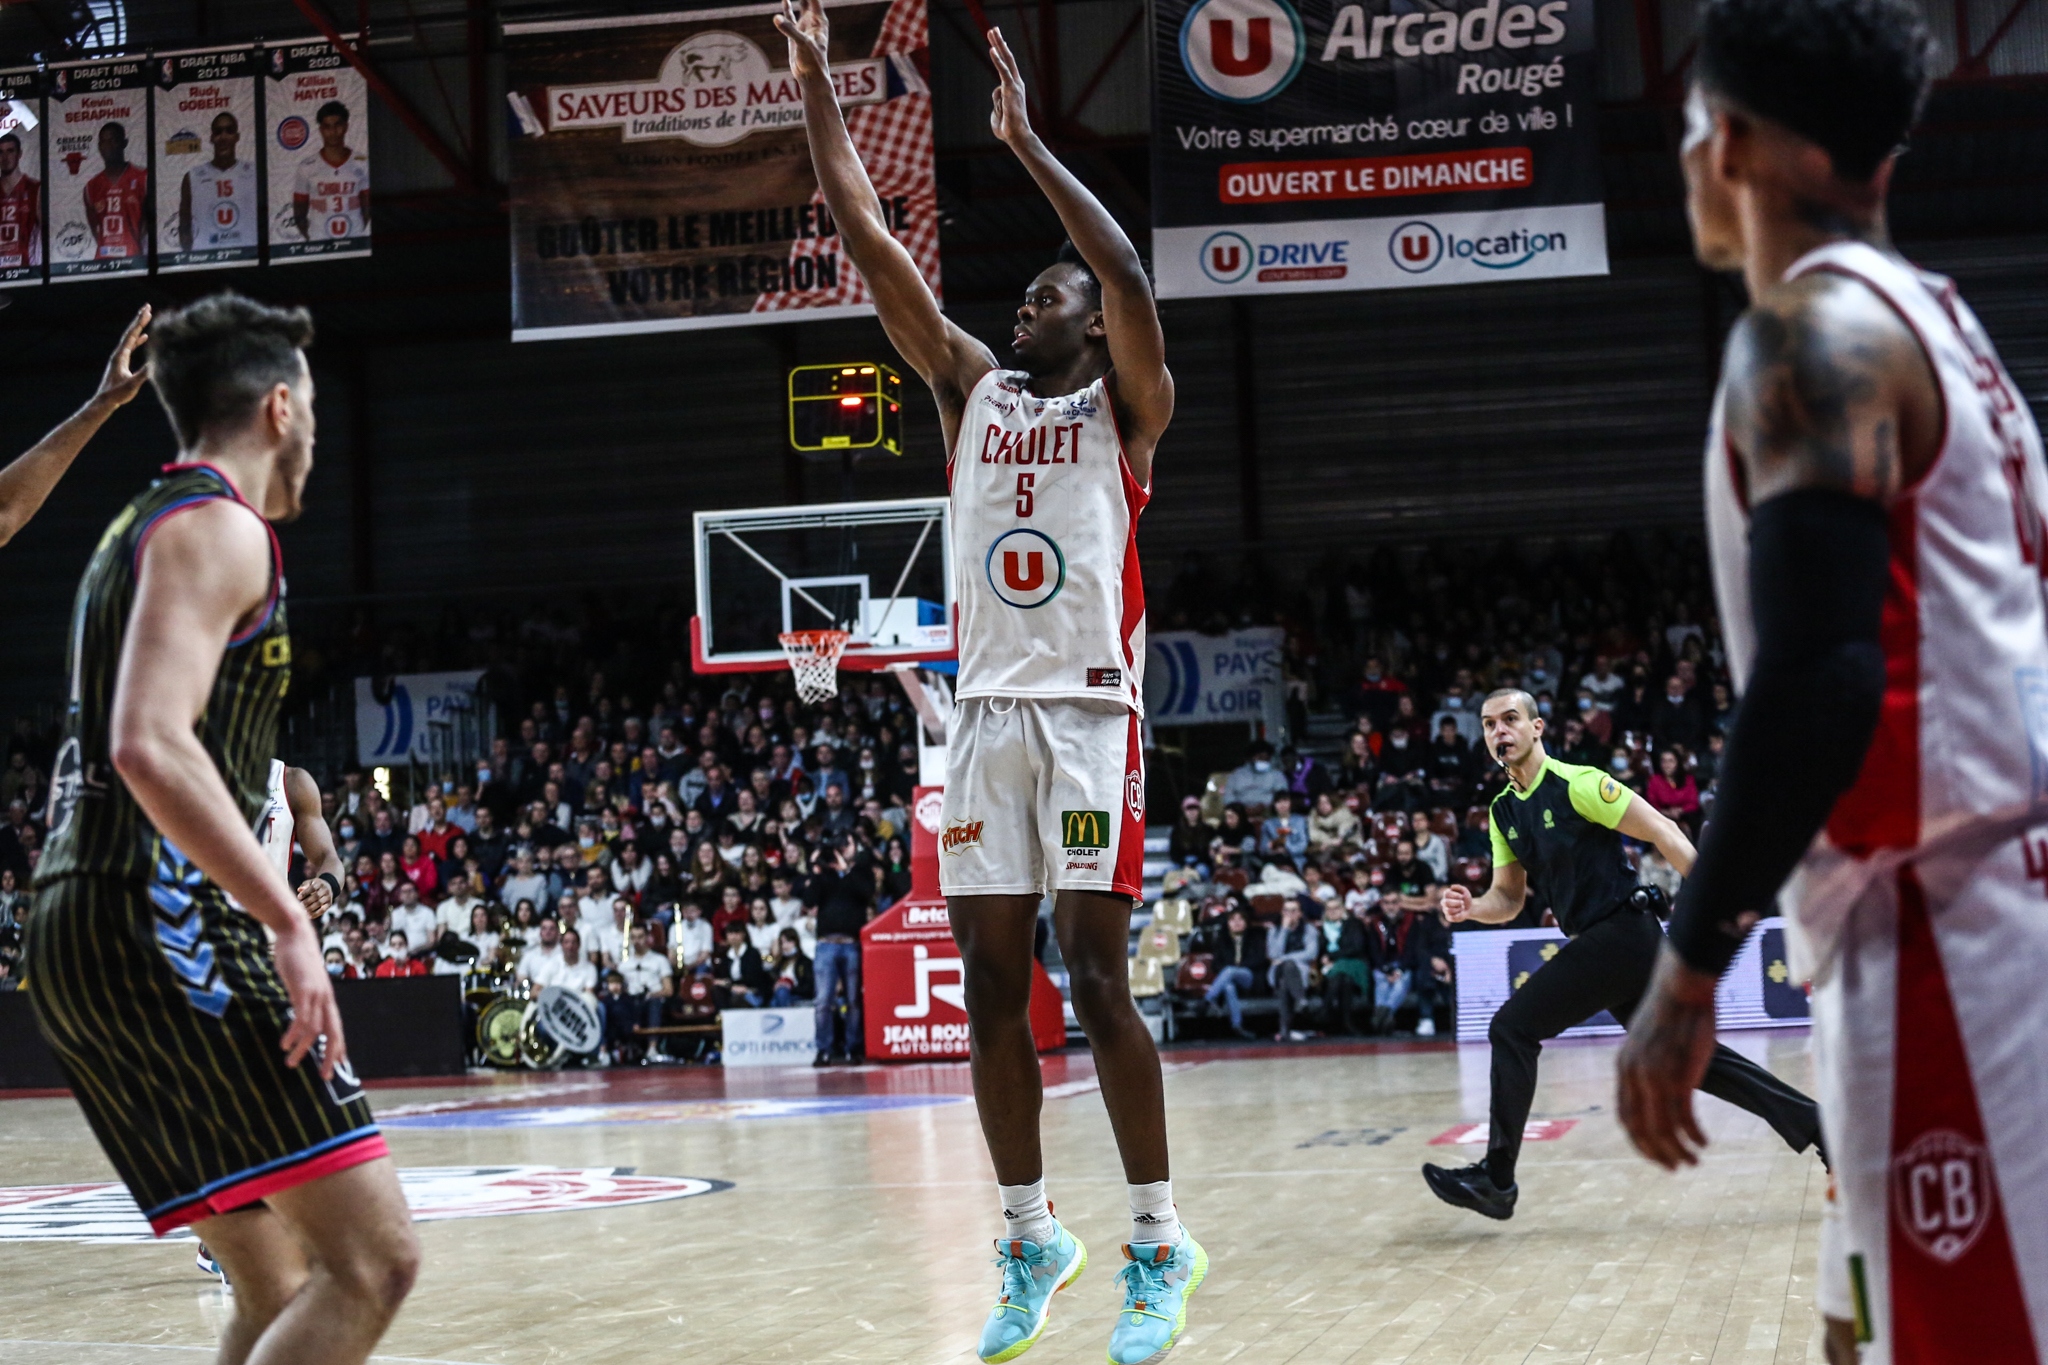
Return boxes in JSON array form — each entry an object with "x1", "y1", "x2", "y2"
[
  {"x1": 1179, "y1": 0, "x2": 1304, "y2": 103},
  {"x1": 1200, "y1": 230, "x2": 1253, "y2": 283},
  {"x1": 1390, "y1": 221, "x2": 1443, "y2": 273},
  {"x1": 986, "y1": 528, "x2": 1065, "y2": 608}
]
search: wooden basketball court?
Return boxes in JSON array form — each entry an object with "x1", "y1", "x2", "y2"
[{"x1": 0, "y1": 1029, "x2": 1827, "y2": 1364}]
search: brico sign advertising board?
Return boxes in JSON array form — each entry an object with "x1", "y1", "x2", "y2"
[{"x1": 1152, "y1": 0, "x2": 1607, "y2": 298}]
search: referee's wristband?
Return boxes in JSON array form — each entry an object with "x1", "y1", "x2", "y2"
[{"x1": 316, "y1": 872, "x2": 342, "y2": 906}]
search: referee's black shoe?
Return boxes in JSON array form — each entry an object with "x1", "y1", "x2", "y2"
[{"x1": 1422, "y1": 1161, "x2": 1518, "y2": 1221}]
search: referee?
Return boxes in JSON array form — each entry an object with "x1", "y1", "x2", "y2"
[{"x1": 1422, "y1": 689, "x2": 1821, "y2": 1219}]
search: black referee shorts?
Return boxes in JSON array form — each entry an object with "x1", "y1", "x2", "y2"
[{"x1": 25, "y1": 872, "x2": 385, "y2": 1235}]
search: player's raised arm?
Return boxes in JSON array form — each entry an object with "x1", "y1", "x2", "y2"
[
  {"x1": 777, "y1": 0, "x2": 993, "y2": 424},
  {"x1": 986, "y1": 28, "x2": 1172, "y2": 479},
  {"x1": 111, "y1": 502, "x2": 345, "y2": 1075},
  {"x1": 288, "y1": 766, "x2": 345, "y2": 918},
  {"x1": 0, "y1": 306, "x2": 150, "y2": 547}
]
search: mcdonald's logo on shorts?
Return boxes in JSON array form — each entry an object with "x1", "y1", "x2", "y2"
[{"x1": 1061, "y1": 809, "x2": 1111, "y2": 851}]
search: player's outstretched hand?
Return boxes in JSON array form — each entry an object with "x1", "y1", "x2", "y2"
[
  {"x1": 987, "y1": 27, "x2": 1035, "y2": 147},
  {"x1": 1615, "y1": 944, "x2": 1717, "y2": 1169},
  {"x1": 276, "y1": 921, "x2": 347, "y2": 1080},
  {"x1": 1438, "y1": 883, "x2": 1471, "y2": 924},
  {"x1": 96, "y1": 305, "x2": 151, "y2": 409},
  {"x1": 775, "y1": 0, "x2": 831, "y2": 80}
]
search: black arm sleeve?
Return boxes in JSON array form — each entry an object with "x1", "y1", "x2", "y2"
[{"x1": 1665, "y1": 489, "x2": 1890, "y2": 976}]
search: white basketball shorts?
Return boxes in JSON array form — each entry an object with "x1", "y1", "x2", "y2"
[
  {"x1": 938, "y1": 696, "x2": 1145, "y2": 900},
  {"x1": 1808, "y1": 835, "x2": 2048, "y2": 1361}
]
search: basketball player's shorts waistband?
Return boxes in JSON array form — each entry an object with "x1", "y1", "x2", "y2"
[{"x1": 146, "y1": 1127, "x2": 390, "y2": 1235}]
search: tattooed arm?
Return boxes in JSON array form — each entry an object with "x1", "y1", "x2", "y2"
[{"x1": 1618, "y1": 272, "x2": 1940, "y2": 1169}]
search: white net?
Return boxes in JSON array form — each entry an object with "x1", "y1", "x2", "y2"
[{"x1": 779, "y1": 629, "x2": 852, "y2": 705}]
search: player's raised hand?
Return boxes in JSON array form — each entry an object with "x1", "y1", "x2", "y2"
[
  {"x1": 1439, "y1": 882, "x2": 1472, "y2": 924},
  {"x1": 988, "y1": 27, "x2": 1035, "y2": 147},
  {"x1": 96, "y1": 305, "x2": 151, "y2": 408},
  {"x1": 275, "y1": 920, "x2": 347, "y2": 1079},
  {"x1": 775, "y1": 0, "x2": 831, "y2": 81}
]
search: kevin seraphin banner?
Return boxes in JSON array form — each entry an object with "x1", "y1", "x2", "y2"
[
  {"x1": 504, "y1": 0, "x2": 939, "y2": 341},
  {"x1": 1152, "y1": 0, "x2": 1607, "y2": 299}
]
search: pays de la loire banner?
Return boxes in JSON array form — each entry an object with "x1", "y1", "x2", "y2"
[
  {"x1": 1152, "y1": 0, "x2": 1606, "y2": 298},
  {"x1": 503, "y1": 0, "x2": 939, "y2": 341}
]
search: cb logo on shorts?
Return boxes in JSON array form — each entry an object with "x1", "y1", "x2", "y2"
[
  {"x1": 1891, "y1": 1129, "x2": 1996, "y2": 1263},
  {"x1": 987, "y1": 529, "x2": 1065, "y2": 608}
]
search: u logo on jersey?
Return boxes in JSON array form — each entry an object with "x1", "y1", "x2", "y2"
[{"x1": 986, "y1": 529, "x2": 1065, "y2": 608}]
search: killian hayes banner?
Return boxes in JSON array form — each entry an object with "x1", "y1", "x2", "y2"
[
  {"x1": 1152, "y1": 0, "x2": 1607, "y2": 298},
  {"x1": 265, "y1": 38, "x2": 371, "y2": 264},
  {"x1": 503, "y1": 0, "x2": 940, "y2": 341}
]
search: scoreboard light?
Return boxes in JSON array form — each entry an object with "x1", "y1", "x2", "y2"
[{"x1": 788, "y1": 362, "x2": 904, "y2": 456}]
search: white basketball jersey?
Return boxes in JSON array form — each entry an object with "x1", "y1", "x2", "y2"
[
  {"x1": 291, "y1": 151, "x2": 368, "y2": 240},
  {"x1": 950, "y1": 369, "x2": 1149, "y2": 712},
  {"x1": 255, "y1": 758, "x2": 294, "y2": 879},
  {"x1": 186, "y1": 160, "x2": 257, "y2": 248},
  {"x1": 1706, "y1": 241, "x2": 2048, "y2": 976}
]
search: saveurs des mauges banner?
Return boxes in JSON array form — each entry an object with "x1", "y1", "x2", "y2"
[
  {"x1": 504, "y1": 0, "x2": 939, "y2": 340},
  {"x1": 1152, "y1": 0, "x2": 1607, "y2": 299}
]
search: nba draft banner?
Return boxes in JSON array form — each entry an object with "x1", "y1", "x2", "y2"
[
  {"x1": 265, "y1": 38, "x2": 371, "y2": 263},
  {"x1": 154, "y1": 47, "x2": 261, "y2": 273},
  {"x1": 46, "y1": 58, "x2": 152, "y2": 281},
  {"x1": 502, "y1": 0, "x2": 939, "y2": 341},
  {"x1": 1152, "y1": 0, "x2": 1607, "y2": 298},
  {"x1": 0, "y1": 69, "x2": 42, "y2": 286}
]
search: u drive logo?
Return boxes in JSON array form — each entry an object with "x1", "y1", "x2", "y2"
[
  {"x1": 987, "y1": 528, "x2": 1065, "y2": 608},
  {"x1": 894, "y1": 944, "x2": 966, "y2": 1019}
]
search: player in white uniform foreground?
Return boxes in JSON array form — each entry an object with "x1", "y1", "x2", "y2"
[
  {"x1": 1616, "y1": 2, "x2": 2048, "y2": 1361},
  {"x1": 779, "y1": 3, "x2": 1197, "y2": 1359}
]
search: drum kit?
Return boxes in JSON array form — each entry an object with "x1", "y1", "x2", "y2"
[{"x1": 464, "y1": 969, "x2": 606, "y2": 1068}]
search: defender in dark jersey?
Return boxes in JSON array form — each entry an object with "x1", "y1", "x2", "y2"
[
  {"x1": 1420, "y1": 689, "x2": 1821, "y2": 1219},
  {"x1": 28, "y1": 294, "x2": 417, "y2": 1365}
]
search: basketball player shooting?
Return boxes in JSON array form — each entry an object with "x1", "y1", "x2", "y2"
[
  {"x1": 1615, "y1": 2, "x2": 2048, "y2": 1360},
  {"x1": 779, "y1": 4, "x2": 1198, "y2": 1360},
  {"x1": 26, "y1": 295, "x2": 418, "y2": 1365}
]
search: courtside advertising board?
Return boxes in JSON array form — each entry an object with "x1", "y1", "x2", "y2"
[
  {"x1": 264, "y1": 38, "x2": 371, "y2": 263},
  {"x1": 1152, "y1": 0, "x2": 1607, "y2": 298},
  {"x1": 503, "y1": 0, "x2": 940, "y2": 340},
  {"x1": 0, "y1": 68, "x2": 44, "y2": 286},
  {"x1": 46, "y1": 58, "x2": 152, "y2": 281},
  {"x1": 153, "y1": 47, "x2": 262, "y2": 273}
]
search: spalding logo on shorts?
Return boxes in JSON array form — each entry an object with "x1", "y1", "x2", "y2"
[{"x1": 1891, "y1": 1129, "x2": 1996, "y2": 1263}]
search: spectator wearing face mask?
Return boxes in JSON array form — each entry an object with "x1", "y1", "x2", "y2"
[
  {"x1": 1220, "y1": 741, "x2": 1289, "y2": 816},
  {"x1": 374, "y1": 930, "x2": 431, "y2": 978}
]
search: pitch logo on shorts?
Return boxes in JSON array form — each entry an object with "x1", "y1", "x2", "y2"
[
  {"x1": 941, "y1": 818, "x2": 984, "y2": 855},
  {"x1": 986, "y1": 528, "x2": 1065, "y2": 608},
  {"x1": 1179, "y1": 0, "x2": 1305, "y2": 103},
  {"x1": 1891, "y1": 1129, "x2": 1996, "y2": 1264}
]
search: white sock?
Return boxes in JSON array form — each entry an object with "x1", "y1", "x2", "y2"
[
  {"x1": 1129, "y1": 1179, "x2": 1180, "y2": 1246},
  {"x1": 999, "y1": 1179, "x2": 1055, "y2": 1246}
]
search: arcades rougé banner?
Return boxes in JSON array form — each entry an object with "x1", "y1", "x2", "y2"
[
  {"x1": 503, "y1": 0, "x2": 939, "y2": 341},
  {"x1": 1152, "y1": 0, "x2": 1607, "y2": 298}
]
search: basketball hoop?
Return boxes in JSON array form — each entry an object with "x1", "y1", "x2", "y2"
[{"x1": 778, "y1": 629, "x2": 852, "y2": 704}]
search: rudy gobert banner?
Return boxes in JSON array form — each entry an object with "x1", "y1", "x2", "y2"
[
  {"x1": 503, "y1": 0, "x2": 939, "y2": 341},
  {"x1": 1152, "y1": 0, "x2": 1607, "y2": 298}
]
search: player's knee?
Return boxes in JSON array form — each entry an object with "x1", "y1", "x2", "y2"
[
  {"x1": 333, "y1": 1229, "x2": 421, "y2": 1317},
  {"x1": 1487, "y1": 1010, "x2": 1529, "y2": 1052},
  {"x1": 1066, "y1": 962, "x2": 1132, "y2": 1030},
  {"x1": 962, "y1": 957, "x2": 1032, "y2": 1018}
]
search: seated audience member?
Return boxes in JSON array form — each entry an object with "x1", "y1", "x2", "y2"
[
  {"x1": 1167, "y1": 796, "x2": 1212, "y2": 869},
  {"x1": 550, "y1": 928, "x2": 597, "y2": 997},
  {"x1": 1374, "y1": 725, "x2": 1427, "y2": 812},
  {"x1": 399, "y1": 834, "x2": 439, "y2": 901},
  {"x1": 1210, "y1": 803, "x2": 1258, "y2": 874},
  {"x1": 456, "y1": 903, "x2": 500, "y2": 968},
  {"x1": 743, "y1": 897, "x2": 780, "y2": 956},
  {"x1": 1266, "y1": 900, "x2": 1319, "y2": 1042},
  {"x1": 373, "y1": 930, "x2": 431, "y2": 978},
  {"x1": 1408, "y1": 810, "x2": 1451, "y2": 884},
  {"x1": 436, "y1": 876, "x2": 483, "y2": 938},
  {"x1": 1200, "y1": 908, "x2": 1267, "y2": 1040},
  {"x1": 519, "y1": 914, "x2": 566, "y2": 986},
  {"x1": 499, "y1": 849, "x2": 551, "y2": 917},
  {"x1": 1383, "y1": 841, "x2": 1438, "y2": 913},
  {"x1": 324, "y1": 945, "x2": 354, "y2": 979},
  {"x1": 1364, "y1": 901, "x2": 1452, "y2": 1036},
  {"x1": 597, "y1": 970, "x2": 643, "y2": 1061},
  {"x1": 1317, "y1": 899, "x2": 1374, "y2": 1035},
  {"x1": 1220, "y1": 740, "x2": 1289, "y2": 816},
  {"x1": 711, "y1": 920, "x2": 770, "y2": 1009},
  {"x1": 768, "y1": 928, "x2": 814, "y2": 1006},
  {"x1": 671, "y1": 900, "x2": 714, "y2": 975},
  {"x1": 1337, "y1": 729, "x2": 1377, "y2": 793},
  {"x1": 1425, "y1": 717, "x2": 1473, "y2": 803},
  {"x1": 1306, "y1": 792, "x2": 1359, "y2": 857},
  {"x1": 1259, "y1": 791, "x2": 1308, "y2": 864},
  {"x1": 586, "y1": 896, "x2": 632, "y2": 968},
  {"x1": 1646, "y1": 748, "x2": 1701, "y2": 833},
  {"x1": 388, "y1": 881, "x2": 440, "y2": 960}
]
